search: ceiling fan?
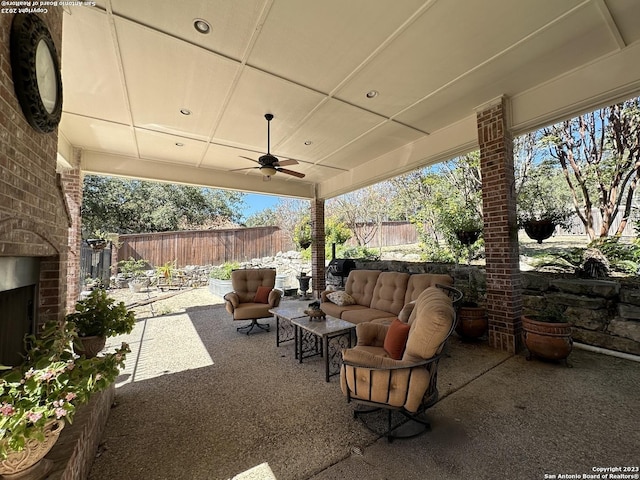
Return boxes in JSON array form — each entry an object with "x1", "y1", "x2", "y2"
[{"x1": 231, "y1": 113, "x2": 305, "y2": 180}]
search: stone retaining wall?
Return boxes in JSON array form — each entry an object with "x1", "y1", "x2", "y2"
[{"x1": 522, "y1": 272, "x2": 640, "y2": 356}]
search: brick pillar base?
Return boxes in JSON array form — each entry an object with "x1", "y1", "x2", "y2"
[
  {"x1": 477, "y1": 97, "x2": 522, "y2": 353},
  {"x1": 311, "y1": 199, "x2": 326, "y2": 298}
]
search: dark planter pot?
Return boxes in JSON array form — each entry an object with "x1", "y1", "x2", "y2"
[
  {"x1": 456, "y1": 306, "x2": 488, "y2": 339},
  {"x1": 455, "y1": 230, "x2": 481, "y2": 246},
  {"x1": 522, "y1": 315, "x2": 572, "y2": 364},
  {"x1": 74, "y1": 335, "x2": 106, "y2": 358},
  {"x1": 523, "y1": 219, "x2": 556, "y2": 244}
]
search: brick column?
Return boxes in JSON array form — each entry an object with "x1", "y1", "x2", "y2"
[
  {"x1": 310, "y1": 199, "x2": 326, "y2": 297},
  {"x1": 60, "y1": 151, "x2": 83, "y2": 312},
  {"x1": 476, "y1": 97, "x2": 522, "y2": 353}
]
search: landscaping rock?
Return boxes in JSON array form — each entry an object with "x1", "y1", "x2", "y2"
[
  {"x1": 550, "y1": 278, "x2": 619, "y2": 298},
  {"x1": 564, "y1": 307, "x2": 609, "y2": 331},
  {"x1": 607, "y1": 318, "x2": 640, "y2": 342}
]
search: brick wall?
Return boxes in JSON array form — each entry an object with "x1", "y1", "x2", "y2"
[
  {"x1": 477, "y1": 98, "x2": 523, "y2": 353},
  {"x1": 0, "y1": 10, "x2": 69, "y2": 323}
]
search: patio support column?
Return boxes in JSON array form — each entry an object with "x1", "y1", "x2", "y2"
[
  {"x1": 60, "y1": 149, "x2": 83, "y2": 312},
  {"x1": 311, "y1": 198, "x2": 326, "y2": 298},
  {"x1": 476, "y1": 97, "x2": 522, "y2": 353}
]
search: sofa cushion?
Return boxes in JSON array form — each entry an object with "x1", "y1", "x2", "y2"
[
  {"x1": 369, "y1": 272, "x2": 410, "y2": 316},
  {"x1": 404, "y1": 273, "x2": 453, "y2": 305},
  {"x1": 384, "y1": 319, "x2": 411, "y2": 359},
  {"x1": 343, "y1": 270, "x2": 381, "y2": 306},
  {"x1": 320, "y1": 301, "x2": 351, "y2": 318},
  {"x1": 342, "y1": 308, "x2": 396, "y2": 324},
  {"x1": 403, "y1": 287, "x2": 454, "y2": 362},
  {"x1": 326, "y1": 291, "x2": 356, "y2": 306}
]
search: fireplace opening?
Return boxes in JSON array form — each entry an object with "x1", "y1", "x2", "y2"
[{"x1": 0, "y1": 257, "x2": 40, "y2": 367}]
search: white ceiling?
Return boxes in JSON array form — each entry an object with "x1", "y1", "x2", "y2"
[{"x1": 58, "y1": 0, "x2": 640, "y2": 200}]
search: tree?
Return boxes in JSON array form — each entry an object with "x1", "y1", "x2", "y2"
[
  {"x1": 328, "y1": 185, "x2": 388, "y2": 247},
  {"x1": 82, "y1": 176, "x2": 245, "y2": 237},
  {"x1": 542, "y1": 98, "x2": 640, "y2": 239}
]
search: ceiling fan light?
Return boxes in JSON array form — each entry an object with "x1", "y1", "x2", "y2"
[{"x1": 261, "y1": 166, "x2": 277, "y2": 176}]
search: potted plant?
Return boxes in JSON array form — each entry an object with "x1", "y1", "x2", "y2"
[
  {"x1": 455, "y1": 269, "x2": 488, "y2": 340},
  {"x1": 65, "y1": 289, "x2": 136, "y2": 358},
  {"x1": 517, "y1": 160, "x2": 572, "y2": 243},
  {"x1": 0, "y1": 321, "x2": 129, "y2": 477},
  {"x1": 522, "y1": 304, "x2": 572, "y2": 365},
  {"x1": 208, "y1": 262, "x2": 240, "y2": 297},
  {"x1": 118, "y1": 257, "x2": 149, "y2": 293}
]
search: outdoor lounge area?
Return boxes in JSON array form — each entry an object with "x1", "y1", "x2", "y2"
[
  {"x1": 2, "y1": 2, "x2": 640, "y2": 479},
  {"x1": 73, "y1": 291, "x2": 638, "y2": 479}
]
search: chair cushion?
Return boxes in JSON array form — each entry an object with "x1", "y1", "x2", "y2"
[
  {"x1": 326, "y1": 291, "x2": 356, "y2": 306},
  {"x1": 384, "y1": 319, "x2": 411, "y2": 360},
  {"x1": 232, "y1": 303, "x2": 273, "y2": 321},
  {"x1": 254, "y1": 286, "x2": 271, "y2": 303},
  {"x1": 403, "y1": 287, "x2": 454, "y2": 362},
  {"x1": 231, "y1": 268, "x2": 276, "y2": 303}
]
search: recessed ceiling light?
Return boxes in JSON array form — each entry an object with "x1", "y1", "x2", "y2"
[
  {"x1": 304, "y1": 140, "x2": 312, "y2": 146},
  {"x1": 175, "y1": 142, "x2": 184, "y2": 147},
  {"x1": 180, "y1": 108, "x2": 191, "y2": 116},
  {"x1": 193, "y1": 18, "x2": 211, "y2": 34},
  {"x1": 366, "y1": 90, "x2": 379, "y2": 99}
]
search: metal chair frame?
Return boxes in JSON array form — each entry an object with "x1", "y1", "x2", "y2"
[{"x1": 341, "y1": 284, "x2": 462, "y2": 442}]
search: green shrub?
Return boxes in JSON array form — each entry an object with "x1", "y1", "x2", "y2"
[{"x1": 209, "y1": 262, "x2": 240, "y2": 280}]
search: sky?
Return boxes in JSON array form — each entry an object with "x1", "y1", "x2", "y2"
[{"x1": 241, "y1": 193, "x2": 281, "y2": 220}]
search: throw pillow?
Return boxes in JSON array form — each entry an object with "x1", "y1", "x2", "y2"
[
  {"x1": 326, "y1": 291, "x2": 356, "y2": 306},
  {"x1": 383, "y1": 318, "x2": 411, "y2": 360},
  {"x1": 254, "y1": 286, "x2": 271, "y2": 304}
]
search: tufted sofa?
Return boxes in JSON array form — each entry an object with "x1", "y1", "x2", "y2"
[{"x1": 319, "y1": 270, "x2": 453, "y2": 325}]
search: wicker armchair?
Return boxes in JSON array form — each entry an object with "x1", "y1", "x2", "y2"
[{"x1": 340, "y1": 284, "x2": 461, "y2": 441}]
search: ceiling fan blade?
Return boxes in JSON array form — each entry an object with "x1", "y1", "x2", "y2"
[
  {"x1": 277, "y1": 168, "x2": 305, "y2": 178},
  {"x1": 239, "y1": 156, "x2": 260, "y2": 164},
  {"x1": 275, "y1": 158, "x2": 298, "y2": 167},
  {"x1": 229, "y1": 166, "x2": 258, "y2": 172}
]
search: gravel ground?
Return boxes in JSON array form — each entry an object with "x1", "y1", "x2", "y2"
[{"x1": 106, "y1": 286, "x2": 222, "y2": 320}]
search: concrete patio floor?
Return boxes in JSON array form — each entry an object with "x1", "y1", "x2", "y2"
[{"x1": 91, "y1": 291, "x2": 639, "y2": 480}]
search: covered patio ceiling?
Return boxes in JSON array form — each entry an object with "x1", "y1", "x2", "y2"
[{"x1": 57, "y1": 0, "x2": 640, "y2": 201}]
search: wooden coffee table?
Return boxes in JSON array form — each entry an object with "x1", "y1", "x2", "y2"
[{"x1": 290, "y1": 316, "x2": 356, "y2": 382}]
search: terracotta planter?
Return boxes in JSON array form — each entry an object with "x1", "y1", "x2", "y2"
[
  {"x1": 522, "y1": 315, "x2": 573, "y2": 363},
  {"x1": 456, "y1": 306, "x2": 488, "y2": 339},
  {"x1": 74, "y1": 335, "x2": 106, "y2": 358},
  {"x1": 523, "y1": 219, "x2": 556, "y2": 244},
  {"x1": 0, "y1": 419, "x2": 64, "y2": 480}
]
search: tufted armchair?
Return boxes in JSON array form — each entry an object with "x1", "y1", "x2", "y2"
[
  {"x1": 340, "y1": 284, "x2": 460, "y2": 441},
  {"x1": 223, "y1": 268, "x2": 282, "y2": 334}
]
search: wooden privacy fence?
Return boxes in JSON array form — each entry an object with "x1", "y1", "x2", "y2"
[
  {"x1": 344, "y1": 222, "x2": 418, "y2": 248},
  {"x1": 116, "y1": 222, "x2": 420, "y2": 268},
  {"x1": 118, "y1": 227, "x2": 296, "y2": 268}
]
